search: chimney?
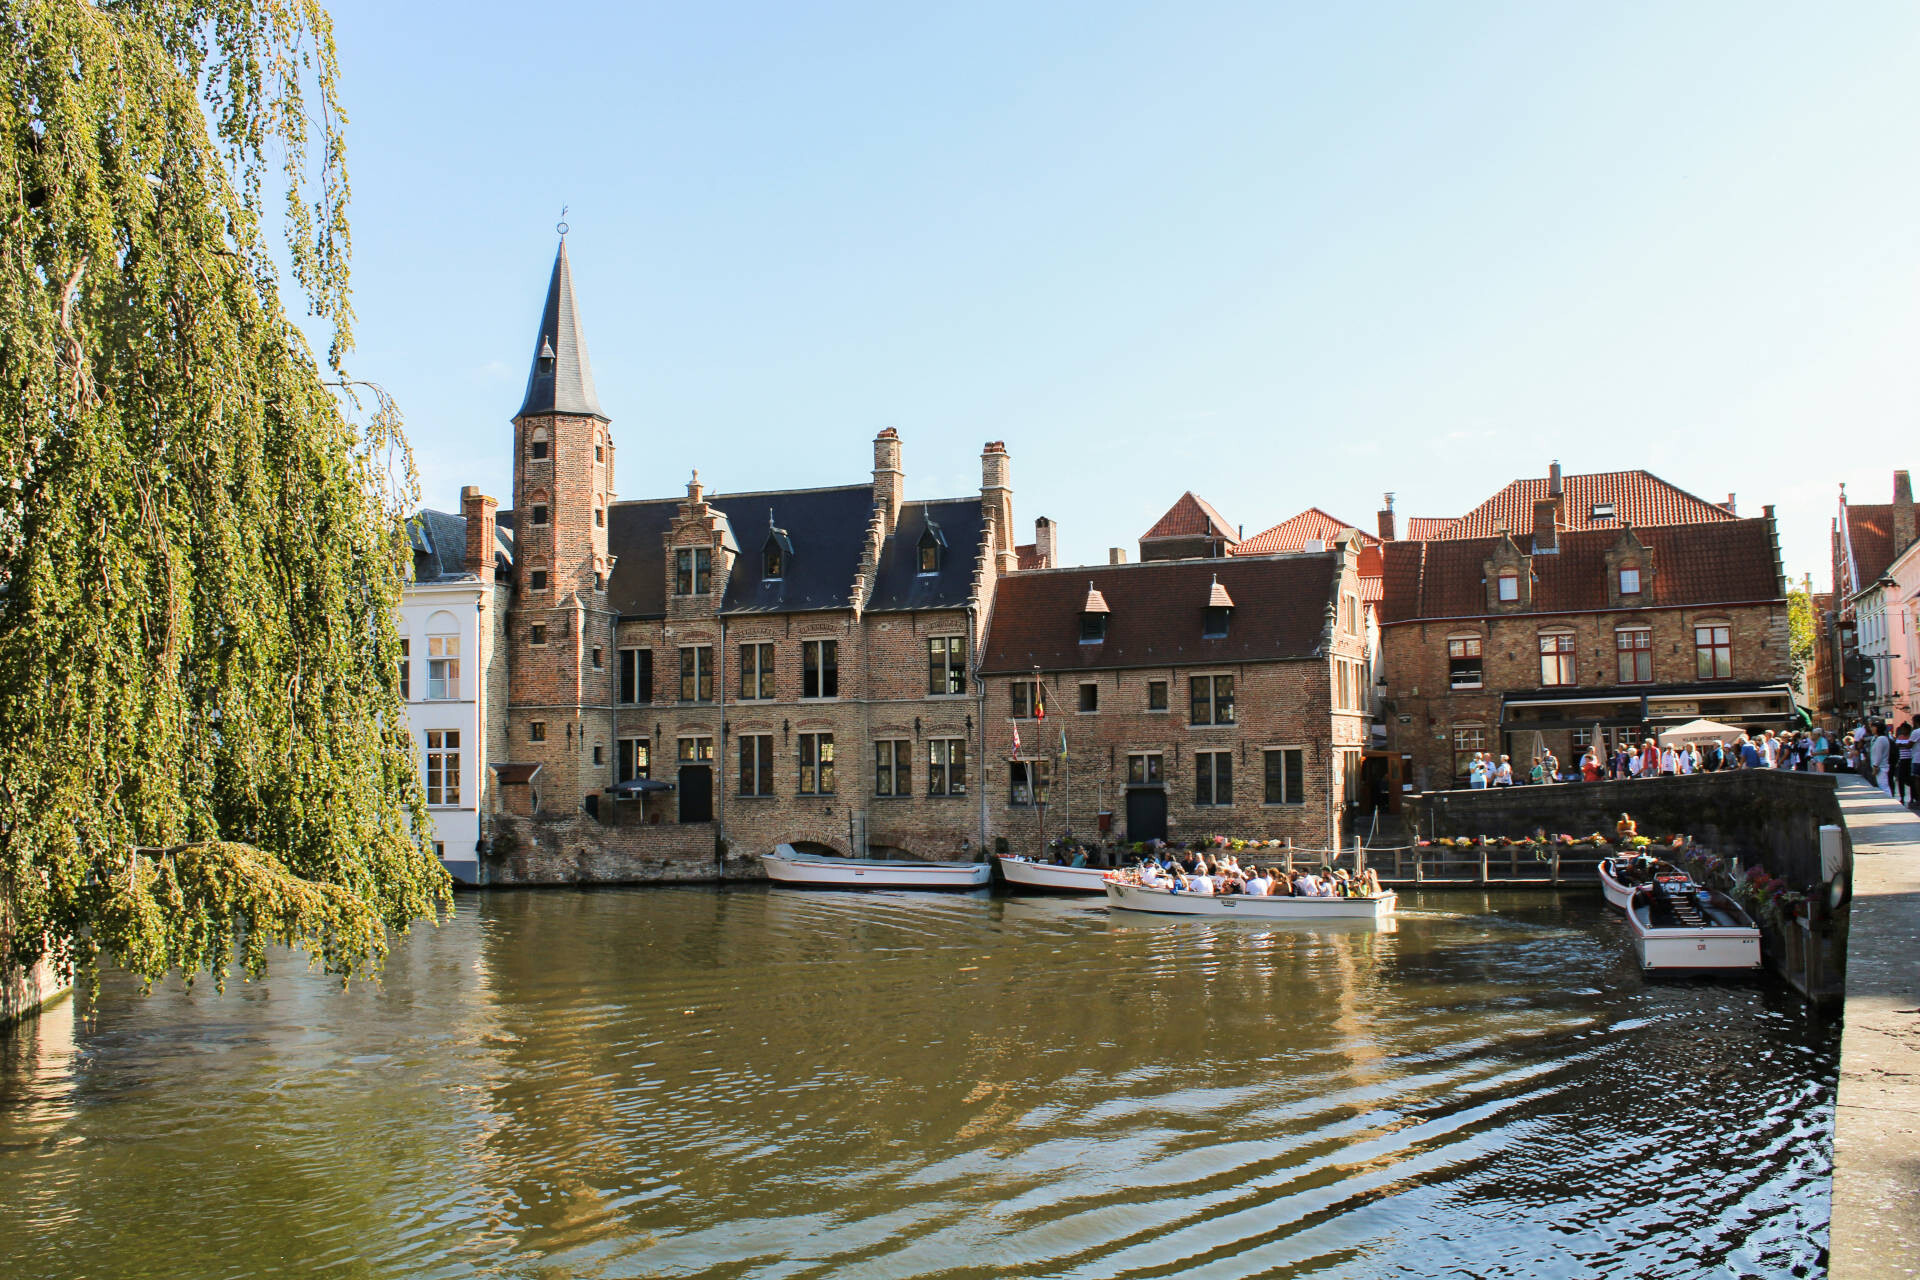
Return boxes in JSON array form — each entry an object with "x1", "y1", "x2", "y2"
[
  {"x1": 1895, "y1": 471, "x2": 1915, "y2": 551},
  {"x1": 1109, "y1": 547, "x2": 1127, "y2": 565},
  {"x1": 1549, "y1": 461, "x2": 1562, "y2": 497},
  {"x1": 1532, "y1": 497, "x2": 1559, "y2": 554},
  {"x1": 1377, "y1": 492, "x2": 1396, "y2": 541},
  {"x1": 981, "y1": 442, "x2": 1015, "y2": 573},
  {"x1": 1725, "y1": 493, "x2": 1737, "y2": 515},
  {"x1": 462, "y1": 485, "x2": 497, "y2": 584},
  {"x1": 872, "y1": 428, "x2": 903, "y2": 536},
  {"x1": 1033, "y1": 516, "x2": 1057, "y2": 569}
]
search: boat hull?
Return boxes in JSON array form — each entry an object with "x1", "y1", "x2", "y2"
[
  {"x1": 996, "y1": 856, "x2": 1110, "y2": 893},
  {"x1": 1104, "y1": 881, "x2": 1396, "y2": 921},
  {"x1": 1626, "y1": 889, "x2": 1761, "y2": 972},
  {"x1": 762, "y1": 848, "x2": 990, "y2": 890},
  {"x1": 1598, "y1": 860, "x2": 1636, "y2": 911}
]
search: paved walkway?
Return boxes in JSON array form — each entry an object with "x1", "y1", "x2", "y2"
[{"x1": 1831, "y1": 777, "x2": 1920, "y2": 1279}]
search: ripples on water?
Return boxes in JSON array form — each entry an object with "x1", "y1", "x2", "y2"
[{"x1": 0, "y1": 889, "x2": 1834, "y2": 1279}]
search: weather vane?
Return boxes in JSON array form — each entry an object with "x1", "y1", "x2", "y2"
[{"x1": 557, "y1": 204, "x2": 569, "y2": 237}]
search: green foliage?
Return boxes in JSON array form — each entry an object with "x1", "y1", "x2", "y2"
[
  {"x1": 1786, "y1": 584, "x2": 1817, "y2": 687},
  {"x1": 0, "y1": 1, "x2": 448, "y2": 991}
]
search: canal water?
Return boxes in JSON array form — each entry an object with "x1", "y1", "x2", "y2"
[{"x1": 0, "y1": 889, "x2": 1834, "y2": 1279}]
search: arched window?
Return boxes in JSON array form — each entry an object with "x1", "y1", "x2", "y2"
[
  {"x1": 426, "y1": 611, "x2": 461, "y2": 700},
  {"x1": 528, "y1": 489, "x2": 550, "y2": 527},
  {"x1": 1615, "y1": 626, "x2": 1652, "y2": 684},
  {"x1": 530, "y1": 426, "x2": 550, "y2": 461}
]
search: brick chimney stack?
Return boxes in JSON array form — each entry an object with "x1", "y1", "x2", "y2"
[
  {"x1": 1894, "y1": 470, "x2": 1915, "y2": 551},
  {"x1": 1725, "y1": 493, "x2": 1738, "y2": 515},
  {"x1": 981, "y1": 442, "x2": 1015, "y2": 573},
  {"x1": 1109, "y1": 547, "x2": 1127, "y2": 564},
  {"x1": 462, "y1": 485, "x2": 497, "y2": 583},
  {"x1": 1033, "y1": 517, "x2": 1057, "y2": 569},
  {"x1": 1532, "y1": 497, "x2": 1559, "y2": 554},
  {"x1": 1377, "y1": 492, "x2": 1396, "y2": 541},
  {"x1": 1549, "y1": 460, "x2": 1563, "y2": 497},
  {"x1": 872, "y1": 428, "x2": 904, "y2": 537}
]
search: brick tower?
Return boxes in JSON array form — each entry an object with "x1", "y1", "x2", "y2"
[{"x1": 506, "y1": 235, "x2": 619, "y2": 814}]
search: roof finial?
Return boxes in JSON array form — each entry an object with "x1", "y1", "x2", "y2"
[{"x1": 556, "y1": 204, "x2": 569, "y2": 237}]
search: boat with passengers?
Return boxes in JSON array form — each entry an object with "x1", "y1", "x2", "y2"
[
  {"x1": 1103, "y1": 877, "x2": 1396, "y2": 921},
  {"x1": 1597, "y1": 854, "x2": 1695, "y2": 911}
]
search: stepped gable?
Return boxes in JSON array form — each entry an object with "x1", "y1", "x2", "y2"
[
  {"x1": 981, "y1": 554, "x2": 1339, "y2": 673},
  {"x1": 1378, "y1": 518, "x2": 1782, "y2": 624},
  {"x1": 867, "y1": 498, "x2": 988, "y2": 612}
]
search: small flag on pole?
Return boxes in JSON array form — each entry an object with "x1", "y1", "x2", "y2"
[
  {"x1": 1010, "y1": 721, "x2": 1022, "y2": 759},
  {"x1": 1058, "y1": 726, "x2": 1068, "y2": 759}
]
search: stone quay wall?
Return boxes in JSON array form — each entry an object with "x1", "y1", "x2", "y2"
[{"x1": 484, "y1": 812, "x2": 770, "y2": 885}]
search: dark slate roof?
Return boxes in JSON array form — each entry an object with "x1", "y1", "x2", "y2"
[
  {"x1": 515, "y1": 239, "x2": 606, "y2": 422},
  {"x1": 1377, "y1": 519, "x2": 1783, "y2": 624},
  {"x1": 867, "y1": 498, "x2": 986, "y2": 612},
  {"x1": 408, "y1": 508, "x2": 510, "y2": 582},
  {"x1": 980, "y1": 554, "x2": 1340, "y2": 674},
  {"x1": 715, "y1": 486, "x2": 874, "y2": 614},
  {"x1": 604, "y1": 485, "x2": 879, "y2": 619}
]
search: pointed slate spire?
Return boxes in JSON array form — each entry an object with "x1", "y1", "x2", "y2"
[{"x1": 516, "y1": 237, "x2": 607, "y2": 421}]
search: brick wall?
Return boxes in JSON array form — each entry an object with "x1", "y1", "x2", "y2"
[
  {"x1": 1382, "y1": 600, "x2": 1792, "y2": 790},
  {"x1": 487, "y1": 812, "x2": 768, "y2": 884}
]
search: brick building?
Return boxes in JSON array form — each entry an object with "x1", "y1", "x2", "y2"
[
  {"x1": 978, "y1": 541, "x2": 1374, "y2": 853},
  {"x1": 479, "y1": 237, "x2": 1045, "y2": 868},
  {"x1": 1378, "y1": 469, "x2": 1793, "y2": 790},
  {"x1": 1831, "y1": 472, "x2": 1918, "y2": 720}
]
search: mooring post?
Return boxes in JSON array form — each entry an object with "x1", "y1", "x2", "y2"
[
  {"x1": 1284, "y1": 838, "x2": 1294, "y2": 875},
  {"x1": 1479, "y1": 840, "x2": 1489, "y2": 884},
  {"x1": 1551, "y1": 848, "x2": 1562, "y2": 884},
  {"x1": 1414, "y1": 845, "x2": 1424, "y2": 883},
  {"x1": 1353, "y1": 835, "x2": 1367, "y2": 877}
]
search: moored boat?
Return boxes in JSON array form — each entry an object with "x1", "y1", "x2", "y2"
[
  {"x1": 1598, "y1": 856, "x2": 1695, "y2": 912},
  {"x1": 762, "y1": 845, "x2": 991, "y2": 890},
  {"x1": 1624, "y1": 880, "x2": 1760, "y2": 972},
  {"x1": 996, "y1": 855, "x2": 1110, "y2": 894},
  {"x1": 1104, "y1": 879, "x2": 1396, "y2": 921}
]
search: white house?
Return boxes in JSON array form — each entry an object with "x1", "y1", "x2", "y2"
[{"x1": 400, "y1": 493, "x2": 510, "y2": 884}]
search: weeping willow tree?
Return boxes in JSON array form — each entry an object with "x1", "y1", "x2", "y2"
[{"x1": 0, "y1": 0, "x2": 450, "y2": 992}]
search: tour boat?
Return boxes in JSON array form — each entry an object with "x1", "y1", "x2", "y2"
[
  {"x1": 1623, "y1": 880, "x2": 1761, "y2": 972},
  {"x1": 1598, "y1": 856, "x2": 1695, "y2": 912},
  {"x1": 995, "y1": 855, "x2": 1111, "y2": 894},
  {"x1": 761, "y1": 845, "x2": 991, "y2": 890},
  {"x1": 1103, "y1": 879, "x2": 1397, "y2": 921}
]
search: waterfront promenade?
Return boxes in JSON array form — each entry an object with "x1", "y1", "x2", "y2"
[{"x1": 1831, "y1": 777, "x2": 1920, "y2": 1279}]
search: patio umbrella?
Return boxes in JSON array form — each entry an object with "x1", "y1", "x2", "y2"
[{"x1": 1657, "y1": 717, "x2": 1744, "y2": 748}]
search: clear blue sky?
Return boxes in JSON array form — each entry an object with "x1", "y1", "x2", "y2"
[{"x1": 321, "y1": 1, "x2": 1920, "y2": 585}]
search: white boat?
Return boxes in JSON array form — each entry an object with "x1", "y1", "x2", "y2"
[
  {"x1": 761, "y1": 845, "x2": 991, "y2": 890},
  {"x1": 1624, "y1": 881, "x2": 1761, "y2": 972},
  {"x1": 995, "y1": 855, "x2": 1111, "y2": 893},
  {"x1": 1104, "y1": 879, "x2": 1397, "y2": 921},
  {"x1": 1598, "y1": 856, "x2": 1695, "y2": 912}
]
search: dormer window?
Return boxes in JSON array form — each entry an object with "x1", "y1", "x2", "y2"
[
  {"x1": 917, "y1": 521, "x2": 946, "y2": 575},
  {"x1": 1081, "y1": 581, "x2": 1110, "y2": 643},
  {"x1": 763, "y1": 511, "x2": 792, "y2": 580},
  {"x1": 1591, "y1": 502, "x2": 1616, "y2": 521},
  {"x1": 1497, "y1": 571, "x2": 1519, "y2": 602},
  {"x1": 1618, "y1": 566, "x2": 1642, "y2": 595},
  {"x1": 1203, "y1": 575, "x2": 1235, "y2": 638},
  {"x1": 674, "y1": 547, "x2": 711, "y2": 595},
  {"x1": 536, "y1": 337, "x2": 555, "y2": 375}
]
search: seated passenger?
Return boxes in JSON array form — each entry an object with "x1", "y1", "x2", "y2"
[
  {"x1": 1190, "y1": 870, "x2": 1214, "y2": 895},
  {"x1": 1244, "y1": 872, "x2": 1267, "y2": 896},
  {"x1": 1141, "y1": 862, "x2": 1166, "y2": 887}
]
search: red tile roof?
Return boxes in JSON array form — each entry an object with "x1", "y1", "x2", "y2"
[
  {"x1": 1842, "y1": 503, "x2": 1896, "y2": 589},
  {"x1": 1404, "y1": 516, "x2": 1461, "y2": 540},
  {"x1": 1141, "y1": 492, "x2": 1238, "y2": 543},
  {"x1": 1439, "y1": 470, "x2": 1736, "y2": 539},
  {"x1": 1015, "y1": 542, "x2": 1046, "y2": 571},
  {"x1": 1378, "y1": 518, "x2": 1782, "y2": 624},
  {"x1": 1232, "y1": 507, "x2": 1379, "y2": 556},
  {"x1": 982, "y1": 554, "x2": 1339, "y2": 673}
]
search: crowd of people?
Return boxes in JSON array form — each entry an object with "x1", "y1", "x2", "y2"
[
  {"x1": 1843, "y1": 719, "x2": 1920, "y2": 804},
  {"x1": 1461, "y1": 727, "x2": 1833, "y2": 789},
  {"x1": 1118, "y1": 848, "x2": 1385, "y2": 898}
]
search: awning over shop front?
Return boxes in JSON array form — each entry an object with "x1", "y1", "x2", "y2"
[{"x1": 1499, "y1": 682, "x2": 1795, "y2": 729}]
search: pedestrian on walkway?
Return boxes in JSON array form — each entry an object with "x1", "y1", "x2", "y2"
[
  {"x1": 1895, "y1": 722, "x2": 1913, "y2": 804},
  {"x1": 1871, "y1": 723, "x2": 1894, "y2": 794}
]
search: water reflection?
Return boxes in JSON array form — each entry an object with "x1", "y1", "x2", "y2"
[{"x1": 0, "y1": 889, "x2": 1833, "y2": 1279}]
